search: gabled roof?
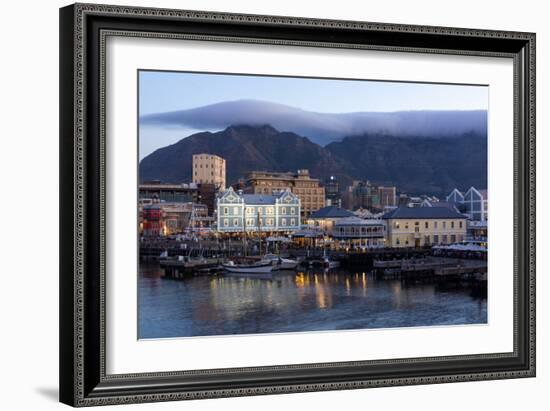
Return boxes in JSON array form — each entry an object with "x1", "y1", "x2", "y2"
[
  {"x1": 309, "y1": 206, "x2": 355, "y2": 219},
  {"x1": 382, "y1": 207, "x2": 468, "y2": 220}
]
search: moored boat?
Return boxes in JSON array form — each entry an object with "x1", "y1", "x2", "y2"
[
  {"x1": 263, "y1": 254, "x2": 299, "y2": 270},
  {"x1": 222, "y1": 260, "x2": 276, "y2": 274}
]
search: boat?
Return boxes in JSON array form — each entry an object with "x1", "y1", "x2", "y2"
[
  {"x1": 308, "y1": 250, "x2": 340, "y2": 269},
  {"x1": 308, "y1": 257, "x2": 340, "y2": 269},
  {"x1": 222, "y1": 260, "x2": 276, "y2": 274},
  {"x1": 262, "y1": 254, "x2": 299, "y2": 270}
]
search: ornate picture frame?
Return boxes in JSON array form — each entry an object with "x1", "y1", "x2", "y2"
[{"x1": 59, "y1": 3, "x2": 535, "y2": 407}]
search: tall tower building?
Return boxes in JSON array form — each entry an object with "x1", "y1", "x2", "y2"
[{"x1": 192, "y1": 153, "x2": 226, "y2": 189}]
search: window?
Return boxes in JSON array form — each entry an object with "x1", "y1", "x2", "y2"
[
  {"x1": 459, "y1": 221, "x2": 463, "y2": 229},
  {"x1": 233, "y1": 206, "x2": 239, "y2": 215},
  {"x1": 223, "y1": 207, "x2": 228, "y2": 215},
  {"x1": 233, "y1": 219, "x2": 238, "y2": 226},
  {"x1": 451, "y1": 221, "x2": 455, "y2": 229},
  {"x1": 267, "y1": 207, "x2": 274, "y2": 215},
  {"x1": 395, "y1": 222, "x2": 400, "y2": 229},
  {"x1": 396, "y1": 238, "x2": 400, "y2": 245},
  {"x1": 290, "y1": 218, "x2": 296, "y2": 226},
  {"x1": 281, "y1": 218, "x2": 287, "y2": 226},
  {"x1": 246, "y1": 207, "x2": 253, "y2": 215},
  {"x1": 425, "y1": 221, "x2": 429, "y2": 229},
  {"x1": 451, "y1": 234, "x2": 456, "y2": 243},
  {"x1": 434, "y1": 221, "x2": 438, "y2": 229},
  {"x1": 443, "y1": 221, "x2": 447, "y2": 229},
  {"x1": 282, "y1": 207, "x2": 287, "y2": 214},
  {"x1": 291, "y1": 208, "x2": 296, "y2": 215},
  {"x1": 433, "y1": 235, "x2": 439, "y2": 244},
  {"x1": 224, "y1": 219, "x2": 229, "y2": 227},
  {"x1": 266, "y1": 218, "x2": 273, "y2": 226}
]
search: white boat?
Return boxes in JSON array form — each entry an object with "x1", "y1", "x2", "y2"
[
  {"x1": 222, "y1": 260, "x2": 276, "y2": 274},
  {"x1": 263, "y1": 254, "x2": 299, "y2": 270}
]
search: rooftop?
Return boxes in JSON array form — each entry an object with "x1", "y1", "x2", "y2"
[
  {"x1": 382, "y1": 207, "x2": 468, "y2": 220},
  {"x1": 242, "y1": 194, "x2": 277, "y2": 205},
  {"x1": 335, "y1": 217, "x2": 384, "y2": 226},
  {"x1": 309, "y1": 206, "x2": 355, "y2": 219}
]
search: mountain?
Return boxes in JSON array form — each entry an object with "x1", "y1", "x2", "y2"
[
  {"x1": 139, "y1": 125, "x2": 487, "y2": 196},
  {"x1": 139, "y1": 125, "x2": 347, "y2": 186},
  {"x1": 140, "y1": 99, "x2": 487, "y2": 146},
  {"x1": 325, "y1": 133, "x2": 487, "y2": 195}
]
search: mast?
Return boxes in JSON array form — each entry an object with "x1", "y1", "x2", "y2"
[{"x1": 257, "y1": 209, "x2": 262, "y2": 255}]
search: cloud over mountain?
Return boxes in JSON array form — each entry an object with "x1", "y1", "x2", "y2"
[{"x1": 141, "y1": 99, "x2": 487, "y2": 146}]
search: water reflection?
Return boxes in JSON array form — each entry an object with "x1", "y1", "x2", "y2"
[{"x1": 139, "y1": 262, "x2": 487, "y2": 339}]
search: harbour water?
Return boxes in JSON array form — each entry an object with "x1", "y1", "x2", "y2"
[{"x1": 138, "y1": 262, "x2": 487, "y2": 339}]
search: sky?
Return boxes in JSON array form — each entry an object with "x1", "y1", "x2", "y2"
[{"x1": 139, "y1": 70, "x2": 488, "y2": 159}]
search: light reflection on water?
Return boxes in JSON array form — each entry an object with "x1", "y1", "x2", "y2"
[{"x1": 139, "y1": 262, "x2": 487, "y2": 339}]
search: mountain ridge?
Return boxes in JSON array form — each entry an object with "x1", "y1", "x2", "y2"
[{"x1": 139, "y1": 124, "x2": 487, "y2": 196}]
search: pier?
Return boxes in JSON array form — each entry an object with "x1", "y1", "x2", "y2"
[{"x1": 373, "y1": 256, "x2": 487, "y2": 288}]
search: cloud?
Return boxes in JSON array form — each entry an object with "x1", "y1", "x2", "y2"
[{"x1": 141, "y1": 99, "x2": 487, "y2": 146}]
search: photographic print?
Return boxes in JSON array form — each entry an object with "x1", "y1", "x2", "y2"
[{"x1": 137, "y1": 70, "x2": 488, "y2": 339}]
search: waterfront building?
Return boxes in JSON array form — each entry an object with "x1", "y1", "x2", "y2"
[
  {"x1": 446, "y1": 187, "x2": 488, "y2": 221},
  {"x1": 343, "y1": 180, "x2": 396, "y2": 211},
  {"x1": 446, "y1": 188, "x2": 465, "y2": 204},
  {"x1": 306, "y1": 206, "x2": 355, "y2": 235},
  {"x1": 382, "y1": 207, "x2": 468, "y2": 248},
  {"x1": 197, "y1": 183, "x2": 216, "y2": 216},
  {"x1": 140, "y1": 202, "x2": 210, "y2": 237},
  {"x1": 467, "y1": 220, "x2": 488, "y2": 242},
  {"x1": 324, "y1": 175, "x2": 341, "y2": 207},
  {"x1": 216, "y1": 187, "x2": 301, "y2": 234},
  {"x1": 333, "y1": 217, "x2": 386, "y2": 249},
  {"x1": 244, "y1": 169, "x2": 325, "y2": 218},
  {"x1": 192, "y1": 153, "x2": 226, "y2": 189},
  {"x1": 139, "y1": 181, "x2": 198, "y2": 203}
]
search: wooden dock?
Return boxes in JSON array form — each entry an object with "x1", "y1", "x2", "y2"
[
  {"x1": 373, "y1": 256, "x2": 487, "y2": 286},
  {"x1": 161, "y1": 258, "x2": 226, "y2": 279}
]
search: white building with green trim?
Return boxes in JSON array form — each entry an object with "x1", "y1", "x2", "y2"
[{"x1": 216, "y1": 187, "x2": 301, "y2": 233}]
